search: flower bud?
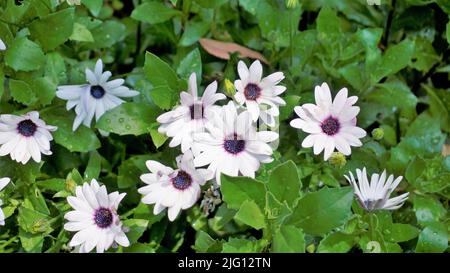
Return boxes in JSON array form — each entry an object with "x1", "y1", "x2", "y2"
[
  {"x1": 286, "y1": 0, "x2": 299, "y2": 9},
  {"x1": 329, "y1": 152, "x2": 346, "y2": 168},
  {"x1": 306, "y1": 243, "x2": 316, "y2": 253},
  {"x1": 224, "y1": 78, "x2": 236, "y2": 98},
  {"x1": 371, "y1": 128, "x2": 384, "y2": 141},
  {"x1": 65, "y1": 179, "x2": 77, "y2": 193}
]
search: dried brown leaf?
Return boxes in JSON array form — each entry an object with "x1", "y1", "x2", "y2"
[{"x1": 199, "y1": 38, "x2": 269, "y2": 64}]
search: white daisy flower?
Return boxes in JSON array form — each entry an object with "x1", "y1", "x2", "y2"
[
  {"x1": 0, "y1": 39, "x2": 6, "y2": 51},
  {"x1": 0, "y1": 111, "x2": 57, "y2": 164},
  {"x1": 193, "y1": 101, "x2": 279, "y2": 185},
  {"x1": 345, "y1": 168, "x2": 409, "y2": 211},
  {"x1": 0, "y1": 177, "x2": 11, "y2": 225},
  {"x1": 157, "y1": 73, "x2": 226, "y2": 153},
  {"x1": 138, "y1": 152, "x2": 212, "y2": 221},
  {"x1": 290, "y1": 82, "x2": 366, "y2": 160},
  {"x1": 56, "y1": 59, "x2": 139, "y2": 131},
  {"x1": 234, "y1": 60, "x2": 286, "y2": 127},
  {"x1": 64, "y1": 179, "x2": 130, "y2": 253}
]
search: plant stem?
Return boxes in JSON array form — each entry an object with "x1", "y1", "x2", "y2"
[{"x1": 368, "y1": 212, "x2": 376, "y2": 241}]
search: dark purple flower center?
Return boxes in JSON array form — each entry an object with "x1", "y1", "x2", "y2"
[
  {"x1": 244, "y1": 83, "x2": 261, "y2": 100},
  {"x1": 223, "y1": 134, "x2": 246, "y2": 155},
  {"x1": 90, "y1": 85, "x2": 106, "y2": 99},
  {"x1": 172, "y1": 170, "x2": 193, "y2": 190},
  {"x1": 321, "y1": 117, "x2": 340, "y2": 136},
  {"x1": 190, "y1": 103, "x2": 204, "y2": 120},
  {"x1": 94, "y1": 207, "x2": 113, "y2": 228},
  {"x1": 17, "y1": 119, "x2": 37, "y2": 137}
]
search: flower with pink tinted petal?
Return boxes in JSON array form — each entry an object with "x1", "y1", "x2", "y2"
[{"x1": 290, "y1": 82, "x2": 366, "y2": 160}]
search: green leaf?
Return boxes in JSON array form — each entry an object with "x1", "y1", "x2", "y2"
[
  {"x1": 272, "y1": 225, "x2": 305, "y2": 253},
  {"x1": 81, "y1": 0, "x2": 103, "y2": 16},
  {"x1": 122, "y1": 219, "x2": 149, "y2": 244},
  {"x1": 317, "y1": 232, "x2": 355, "y2": 253},
  {"x1": 413, "y1": 195, "x2": 447, "y2": 226},
  {"x1": 9, "y1": 79, "x2": 37, "y2": 106},
  {"x1": 41, "y1": 106, "x2": 101, "y2": 153},
  {"x1": 29, "y1": 8, "x2": 75, "y2": 51},
  {"x1": 221, "y1": 174, "x2": 266, "y2": 210},
  {"x1": 149, "y1": 126, "x2": 168, "y2": 149},
  {"x1": 384, "y1": 224, "x2": 420, "y2": 243},
  {"x1": 69, "y1": 22, "x2": 94, "y2": 42},
  {"x1": 371, "y1": 39, "x2": 415, "y2": 83},
  {"x1": 411, "y1": 37, "x2": 440, "y2": 72},
  {"x1": 222, "y1": 238, "x2": 262, "y2": 253},
  {"x1": 5, "y1": 37, "x2": 45, "y2": 72},
  {"x1": 149, "y1": 85, "x2": 175, "y2": 110},
  {"x1": 179, "y1": 21, "x2": 210, "y2": 47},
  {"x1": 33, "y1": 77, "x2": 56, "y2": 106},
  {"x1": 415, "y1": 222, "x2": 448, "y2": 253},
  {"x1": 19, "y1": 229, "x2": 44, "y2": 253},
  {"x1": 96, "y1": 102, "x2": 160, "y2": 136},
  {"x1": 118, "y1": 155, "x2": 153, "y2": 189},
  {"x1": 131, "y1": 2, "x2": 181, "y2": 24},
  {"x1": 194, "y1": 0, "x2": 228, "y2": 8},
  {"x1": 279, "y1": 95, "x2": 301, "y2": 121},
  {"x1": 267, "y1": 160, "x2": 301, "y2": 207},
  {"x1": 89, "y1": 20, "x2": 126, "y2": 48},
  {"x1": 234, "y1": 200, "x2": 266, "y2": 230},
  {"x1": 177, "y1": 48, "x2": 202, "y2": 83},
  {"x1": 144, "y1": 52, "x2": 181, "y2": 91},
  {"x1": 405, "y1": 155, "x2": 449, "y2": 193},
  {"x1": 195, "y1": 230, "x2": 222, "y2": 253},
  {"x1": 446, "y1": 20, "x2": 450, "y2": 44},
  {"x1": 286, "y1": 187, "x2": 353, "y2": 236},
  {"x1": 84, "y1": 151, "x2": 102, "y2": 179}
]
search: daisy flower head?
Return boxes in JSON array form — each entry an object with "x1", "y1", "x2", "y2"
[
  {"x1": 157, "y1": 73, "x2": 226, "y2": 153},
  {"x1": 345, "y1": 168, "x2": 409, "y2": 212},
  {"x1": 56, "y1": 59, "x2": 139, "y2": 131},
  {"x1": 0, "y1": 38, "x2": 6, "y2": 51},
  {"x1": 193, "y1": 101, "x2": 279, "y2": 185},
  {"x1": 64, "y1": 179, "x2": 129, "y2": 253},
  {"x1": 234, "y1": 60, "x2": 286, "y2": 127},
  {"x1": 138, "y1": 151, "x2": 212, "y2": 221},
  {"x1": 290, "y1": 82, "x2": 366, "y2": 160},
  {"x1": 0, "y1": 111, "x2": 57, "y2": 164},
  {"x1": 0, "y1": 177, "x2": 11, "y2": 225}
]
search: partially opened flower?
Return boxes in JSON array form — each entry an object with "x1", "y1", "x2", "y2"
[
  {"x1": 0, "y1": 177, "x2": 11, "y2": 225},
  {"x1": 0, "y1": 39, "x2": 6, "y2": 51},
  {"x1": 0, "y1": 111, "x2": 57, "y2": 164},
  {"x1": 56, "y1": 59, "x2": 139, "y2": 131},
  {"x1": 138, "y1": 152, "x2": 212, "y2": 221},
  {"x1": 64, "y1": 179, "x2": 129, "y2": 253},
  {"x1": 234, "y1": 60, "x2": 286, "y2": 127},
  {"x1": 193, "y1": 101, "x2": 278, "y2": 185},
  {"x1": 157, "y1": 73, "x2": 226, "y2": 153},
  {"x1": 345, "y1": 168, "x2": 409, "y2": 211},
  {"x1": 290, "y1": 82, "x2": 366, "y2": 160}
]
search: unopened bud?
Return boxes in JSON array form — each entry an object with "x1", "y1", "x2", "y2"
[
  {"x1": 329, "y1": 152, "x2": 346, "y2": 168},
  {"x1": 371, "y1": 128, "x2": 384, "y2": 141},
  {"x1": 306, "y1": 243, "x2": 316, "y2": 253},
  {"x1": 286, "y1": 0, "x2": 299, "y2": 9},
  {"x1": 224, "y1": 78, "x2": 236, "y2": 98},
  {"x1": 65, "y1": 179, "x2": 77, "y2": 193}
]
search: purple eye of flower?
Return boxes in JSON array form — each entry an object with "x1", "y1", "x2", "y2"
[
  {"x1": 94, "y1": 208, "x2": 113, "y2": 228},
  {"x1": 223, "y1": 134, "x2": 246, "y2": 154},
  {"x1": 90, "y1": 85, "x2": 106, "y2": 99},
  {"x1": 321, "y1": 117, "x2": 340, "y2": 136},
  {"x1": 244, "y1": 83, "x2": 261, "y2": 100},
  {"x1": 172, "y1": 170, "x2": 192, "y2": 190},
  {"x1": 17, "y1": 119, "x2": 37, "y2": 137},
  {"x1": 190, "y1": 103, "x2": 204, "y2": 120}
]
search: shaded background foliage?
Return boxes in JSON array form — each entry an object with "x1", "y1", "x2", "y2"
[{"x1": 0, "y1": 0, "x2": 448, "y2": 253}]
